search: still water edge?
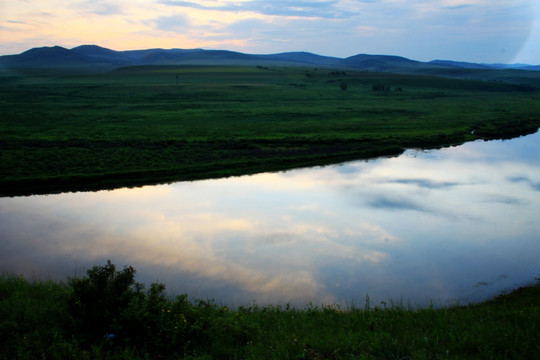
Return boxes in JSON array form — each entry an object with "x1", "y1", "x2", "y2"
[{"x1": 1, "y1": 133, "x2": 539, "y2": 308}]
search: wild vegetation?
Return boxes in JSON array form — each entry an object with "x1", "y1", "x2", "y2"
[
  {"x1": 1, "y1": 261, "x2": 538, "y2": 359},
  {"x1": 1, "y1": 66, "x2": 540, "y2": 195}
]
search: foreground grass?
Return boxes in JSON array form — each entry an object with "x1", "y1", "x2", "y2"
[
  {"x1": 1, "y1": 262, "x2": 539, "y2": 359},
  {"x1": 1, "y1": 66, "x2": 540, "y2": 195}
]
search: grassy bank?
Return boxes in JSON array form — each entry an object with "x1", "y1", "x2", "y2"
[
  {"x1": 1, "y1": 261, "x2": 539, "y2": 359},
  {"x1": 1, "y1": 66, "x2": 540, "y2": 196}
]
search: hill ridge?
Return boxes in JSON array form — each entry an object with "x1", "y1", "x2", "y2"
[{"x1": 1, "y1": 45, "x2": 539, "y2": 85}]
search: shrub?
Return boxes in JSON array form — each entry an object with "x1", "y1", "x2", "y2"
[
  {"x1": 67, "y1": 260, "x2": 144, "y2": 345},
  {"x1": 67, "y1": 261, "x2": 200, "y2": 356}
]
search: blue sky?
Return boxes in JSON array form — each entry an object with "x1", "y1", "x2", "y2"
[{"x1": 1, "y1": 0, "x2": 539, "y2": 64}]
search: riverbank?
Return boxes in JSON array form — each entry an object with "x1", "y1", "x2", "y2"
[
  {"x1": 2, "y1": 66, "x2": 540, "y2": 196},
  {"x1": 1, "y1": 262, "x2": 538, "y2": 359}
]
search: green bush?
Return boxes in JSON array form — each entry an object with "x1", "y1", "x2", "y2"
[
  {"x1": 66, "y1": 261, "x2": 204, "y2": 357},
  {"x1": 68, "y1": 260, "x2": 143, "y2": 345}
]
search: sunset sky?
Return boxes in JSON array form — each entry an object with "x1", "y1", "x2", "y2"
[{"x1": 1, "y1": 0, "x2": 539, "y2": 64}]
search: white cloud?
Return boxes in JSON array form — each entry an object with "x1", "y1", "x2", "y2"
[{"x1": 158, "y1": 0, "x2": 354, "y2": 19}]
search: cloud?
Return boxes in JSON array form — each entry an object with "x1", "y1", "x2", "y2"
[
  {"x1": 481, "y1": 195, "x2": 528, "y2": 205},
  {"x1": 152, "y1": 14, "x2": 192, "y2": 32},
  {"x1": 385, "y1": 178, "x2": 461, "y2": 189},
  {"x1": 221, "y1": 16, "x2": 334, "y2": 45},
  {"x1": 0, "y1": 180, "x2": 399, "y2": 306},
  {"x1": 158, "y1": 0, "x2": 206, "y2": 10},
  {"x1": 159, "y1": 0, "x2": 354, "y2": 19},
  {"x1": 76, "y1": 0, "x2": 124, "y2": 16},
  {"x1": 366, "y1": 195, "x2": 431, "y2": 213},
  {"x1": 508, "y1": 176, "x2": 540, "y2": 191}
]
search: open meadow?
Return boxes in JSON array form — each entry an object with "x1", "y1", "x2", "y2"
[{"x1": 1, "y1": 65, "x2": 540, "y2": 195}]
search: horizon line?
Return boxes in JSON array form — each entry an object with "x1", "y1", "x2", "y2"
[{"x1": 1, "y1": 43, "x2": 539, "y2": 67}]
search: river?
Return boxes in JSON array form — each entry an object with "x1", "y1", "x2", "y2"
[{"x1": 1, "y1": 132, "x2": 539, "y2": 308}]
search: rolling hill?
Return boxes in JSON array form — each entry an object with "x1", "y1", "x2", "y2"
[{"x1": 1, "y1": 44, "x2": 539, "y2": 85}]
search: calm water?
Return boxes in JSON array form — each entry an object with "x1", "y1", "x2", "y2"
[{"x1": 1, "y1": 133, "x2": 539, "y2": 308}]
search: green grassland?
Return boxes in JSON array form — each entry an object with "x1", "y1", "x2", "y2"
[
  {"x1": 1, "y1": 262, "x2": 539, "y2": 359},
  {"x1": 1, "y1": 66, "x2": 539, "y2": 195}
]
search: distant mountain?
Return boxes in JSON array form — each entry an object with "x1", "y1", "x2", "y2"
[
  {"x1": 343, "y1": 54, "x2": 426, "y2": 72},
  {"x1": 484, "y1": 63, "x2": 540, "y2": 71},
  {"x1": 1, "y1": 44, "x2": 539, "y2": 84},
  {"x1": 0, "y1": 45, "x2": 207, "y2": 69},
  {"x1": 429, "y1": 59, "x2": 540, "y2": 71},
  {"x1": 429, "y1": 60, "x2": 490, "y2": 69},
  {"x1": 0, "y1": 46, "x2": 99, "y2": 68},
  {"x1": 154, "y1": 49, "x2": 259, "y2": 64},
  {"x1": 260, "y1": 51, "x2": 343, "y2": 66},
  {"x1": 0, "y1": 46, "x2": 366, "y2": 69},
  {"x1": 71, "y1": 45, "x2": 130, "y2": 65}
]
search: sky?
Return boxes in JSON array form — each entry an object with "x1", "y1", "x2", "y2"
[{"x1": 1, "y1": 0, "x2": 539, "y2": 64}]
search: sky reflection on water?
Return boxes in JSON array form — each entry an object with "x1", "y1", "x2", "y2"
[{"x1": 1, "y1": 133, "x2": 539, "y2": 307}]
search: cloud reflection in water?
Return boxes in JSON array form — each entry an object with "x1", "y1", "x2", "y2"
[{"x1": 1, "y1": 133, "x2": 539, "y2": 307}]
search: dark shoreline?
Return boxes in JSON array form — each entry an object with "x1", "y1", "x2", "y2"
[{"x1": 2, "y1": 128, "x2": 537, "y2": 198}]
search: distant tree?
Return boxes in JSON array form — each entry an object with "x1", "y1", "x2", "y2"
[{"x1": 340, "y1": 81, "x2": 348, "y2": 91}]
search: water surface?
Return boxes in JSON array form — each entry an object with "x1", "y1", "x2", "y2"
[{"x1": 1, "y1": 133, "x2": 539, "y2": 307}]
